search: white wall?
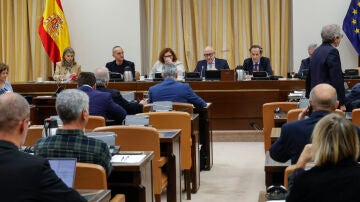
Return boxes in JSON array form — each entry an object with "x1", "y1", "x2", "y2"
[
  {"x1": 61, "y1": 0, "x2": 142, "y2": 73},
  {"x1": 292, "y1": 0, "x2": 358, "y2": 72}
]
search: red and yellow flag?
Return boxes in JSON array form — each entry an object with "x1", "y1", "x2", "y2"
[{"x1": 38, "y1": 0, "x2": 70, "y2": 63}]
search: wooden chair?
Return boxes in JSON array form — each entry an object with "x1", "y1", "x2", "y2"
[
  {"x1": 74, "y1": 162, "x2": 125, "y2": 202},
  {"x1": 86, "y1": 115, "x2": 106, "y2": 130},
  {"x1": 93, "y1": 125, "x2": 167, "y2": 202},
  {"x1": 352, "y1": 108, "x2": 360, "y2": 126},
  {"x1": 263, "y1": 102, "x2": 298, "y2": 151},
  {"x1": 143, "y1": 102, "x2": 194, "y2": 114},
  {"x1": 140, "y1": 111, "x2": 193, "y2": 199},
  {"x1": 287, "y1": 109, "x2": 345, "y2": 123},
  {"x1": 24, "y1": 125, "x2": 43, "y2": 146}
]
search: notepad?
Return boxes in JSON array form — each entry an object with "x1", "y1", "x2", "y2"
[{"x1": 111, "y1": 154, "x2": 146, "y2": 163}]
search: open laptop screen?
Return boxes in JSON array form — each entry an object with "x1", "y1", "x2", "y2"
[
  {"x1": 205, "y1": 70, "x2": 221, "y2": 81},
  {"x1": 48, "y1": 158, "x2": 77, "y2": 188}
]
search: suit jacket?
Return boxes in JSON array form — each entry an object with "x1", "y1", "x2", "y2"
[
  {"x1": 270, "y1": 110, "x2": 330, "y2": 164},
  {"x1": 149, "y1": 77, "x2": 207, "y2": 109},
  {"x1": 0, "y1": 140, "x2": 85, "y2": 202},
  {"x1": 286, "y1": 158, "x2": 360, "y2": 202},
  {"x1": 298, "y1": 57, "x2": 311, "y2": 77},
  {"x1": 306, "y1": 43, "x2": 345, "y2": 105},
  {"x1": 53, "y1": 62, "x2": 82, "y2": 81},
  {"x1": 97, "y1": 86, "x2": 143, "y2": 115},
  {"x1": 78, "y1": 85, "x2": 127, "y2": 124},
  {"x1": 194, "y1": 58, "x2": 230, "y2": 77},
  {"x1": 345, "y1": 83, "x2": 360, "y2": 110},
  {"x1": 242, "y1": 57, "x2": 273, "y2": 75}
]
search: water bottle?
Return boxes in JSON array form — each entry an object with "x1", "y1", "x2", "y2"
[{"x1": 124, "y1": 66, "x2": 133, "y2": 82}]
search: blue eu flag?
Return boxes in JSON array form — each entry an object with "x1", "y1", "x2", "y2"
[{"x1": 343, "y1": 0, "x2": 360, "y2": 55}]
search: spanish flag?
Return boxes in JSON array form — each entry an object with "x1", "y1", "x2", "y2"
[{"x1": 38, "y1": 0, "x2": 70, "y2": 63}]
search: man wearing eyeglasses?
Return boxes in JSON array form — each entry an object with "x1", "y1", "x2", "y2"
[{"x1": 194, "y1": 46, "x2": 230, "y2": 77}]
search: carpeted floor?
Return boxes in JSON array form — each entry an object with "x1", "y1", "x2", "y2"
[{"x1": 162, "y1": 141, "x2": 266, "y2": 201}]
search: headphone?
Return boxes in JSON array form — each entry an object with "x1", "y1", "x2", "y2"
[{"x1": 249, "y1": 45, "x2": 263, "y2": 54}]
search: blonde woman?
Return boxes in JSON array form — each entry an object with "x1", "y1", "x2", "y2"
[
  {"x1": 287, "y1": 113, "x2": 360, "y2": 202},
  {"x1": 53, "y1": 47, "x2": 81, "y2": 81}
]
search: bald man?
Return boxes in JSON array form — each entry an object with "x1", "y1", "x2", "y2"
[
  {"x1": 270, "y1": 83, "x2": 343, "y2": 164},
  {"x1": 106, "y1": 46, "x2": 135, "y2": 78},
  {"x1": 0, "y1": 93, "x2": 85, "y2": 201},
  {"x1": 194, "y1": 46, "x2": 229, "y2": 77}
]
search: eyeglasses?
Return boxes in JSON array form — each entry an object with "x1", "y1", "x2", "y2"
[
  {"x1": 204, "y1": 53, "x2": 214, "y2": 57},
  {"x1": 163, "y1": 54, "x2": 173, "y2": 58}
]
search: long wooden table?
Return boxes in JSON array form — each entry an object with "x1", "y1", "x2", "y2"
[{"x1": 13, "y1": 79, "x2": 360, "y2": 130}]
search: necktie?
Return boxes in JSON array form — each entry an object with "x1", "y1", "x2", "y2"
[{"x1": 254, "y1": 63, "x2": 259, "y2": 72}]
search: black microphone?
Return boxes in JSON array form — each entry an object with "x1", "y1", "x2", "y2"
[{"x1": 250, "y1": 122, "x2": 262, "y2": 131}]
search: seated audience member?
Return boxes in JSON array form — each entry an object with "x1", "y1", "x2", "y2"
[
  {"x1": 77, "y1": 72, "x2": 126, "y2": 124},
  {"x1": 194, "y1": 46, "x2": 230, "y2": 77},
  {"x1": 53, "y1": 47, "x2": 82, "y2": 81},
  {"x1": 95, "y1": 67, "x2": 146, "y2": 114},
  {"x1": 345, "y1": 82, "x2": 360, "y2": 111},
  {"x1": 297, "y1": 43, "x2": 317, "y2": 77},
  {"x1": 270, "y1": 83, "x2": 347, "y2": 164},
  {"x1": 34, "y1": 89, "x2": 112, "y2": 175},
  {"x1": 242, "y1": 44, "x2": 273, "y2": 75},
  {"x1": 150, "y1": 48, "x2": 185, "y2": 78},
  {"x1": 0, "y1": 92, "x2": 85, "y2": 201},
  {"x1": 287, "y1": 113, "x2": 360, "y2": 202},
  {"x1": 0, "y1": 62, "x2": 13, "y2": 95},
  {"x1": 106, "y1": 46, "x2": 135, "y2": 78},
  {"x1": 149, "y1": 63, "x2": 207, "y2": 109}
]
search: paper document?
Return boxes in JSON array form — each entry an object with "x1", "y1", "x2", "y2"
[{"x1": 111, "y1": 154, "x2": 146, "y2": 163}]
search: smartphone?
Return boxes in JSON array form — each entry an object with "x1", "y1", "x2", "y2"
[{"x1": 308, "y1": 105, "x2": 313, "y2": 116}]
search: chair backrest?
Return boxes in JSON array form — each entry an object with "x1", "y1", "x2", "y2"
[
  {"x1": 74, "y1": 162, "x2": 107, "y2": 189},
  {"x1": 172, "y1": 102, "x2": 194, "y2": 114},
  {"x1": 24, "y1": 125, "x2": 43, "y2": 146},
  {"x1": 263, "y1": 102, "x2": 298, "y2": 151},
  {"x1": 92, "y1": 125, "x2": 167, "y2": 196},
  {"x1": 287, "y1": 108, "x2": 304, "y2": 123},
  {"x1": 86, "y1": 115, "x2": 106, "y2": 130},
  {"x1": 140, "y1": 111, "x2": 192, "y2": 170},
  {"x1": 143, "y1": 102, "x2": 194, "y2": 114},
  {"x1": 352, "y1": 108, "x2": 360, "y2": 126}
]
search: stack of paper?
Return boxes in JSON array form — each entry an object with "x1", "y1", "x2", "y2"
[{"x1": 111, "y1": 154, "x2": 146, "y2": 163}]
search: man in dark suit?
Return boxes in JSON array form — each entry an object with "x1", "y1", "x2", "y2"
[
  {"x1": 0, "y1": 92, "x2": 86, "y2": 201},
  {"x1": 95, "y1": 67, "x2": 146, "y2": 114},
  {"x1": 106, "y1": 46, "x2": 135, "y2": 78},
  {"x1": 270, "y1": 84, "x2": 340, "y2": 164},
  {"x1": 194, "y1": 46, "x2": 229, "y2": 77},
  {"x1": 77, "y1": 72, "x2": 126, "y2": 124},
  {"x1": 297, "y1": 43, "x2": 317, "y2": 77},
  {"x1": 242, "y1": 44, "x2": 273, "y2": 75},
  {"x1": 150, "y1": 63, "x2": 207, "y2": 109},
  {"x1": 306, "y1": 24, "x2": 346, "y2": 110}
]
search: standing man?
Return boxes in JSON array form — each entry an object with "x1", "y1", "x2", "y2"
[
  {"x1": 0, "y1": 92, "x2": 86, "y2": 201},
  {"x1": 306, "y1": 24, "x2": 345, "y2": 110},
  {"x1": 298, "y1": 43, "x2": 317, "y2": 77},
  {"x1": 194, "y1": 46, "x2": 229, "y2": 77},
  {"x1": 106, "y1": 46, "x2": 135, "y2": 78},
  {"x1": 242, "y1": 45, "x2": 273, "y2": 75}
]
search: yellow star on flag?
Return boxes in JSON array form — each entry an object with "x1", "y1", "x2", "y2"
[
  {"x1": 353, "y1": 19, "x2": 357, "y2": 24},
  {"x1": 358, "y1": 1, "x2": 360, "y2": 7},
  {"x1": 355, "y1": 28, "x2": 360, "y2": 34},
  {"x1": 353, "y1": 9, "x2": 358, "y2": 15}
]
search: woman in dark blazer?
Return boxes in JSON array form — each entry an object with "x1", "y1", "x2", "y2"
[{"x1": 287, "y1": 113, "x2": 360, "y2": 202}]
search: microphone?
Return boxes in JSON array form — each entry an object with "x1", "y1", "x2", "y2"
[
  {"x1": 201, "y1": 65, "x2": 204, "y2": 78},
  {"x1": 250, "y1": 122, "x2": 262, "y2": 131}
]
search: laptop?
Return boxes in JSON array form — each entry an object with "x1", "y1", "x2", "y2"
[
  {"x1": 86, "y1": 132, "x2": 120, "y2": 155},
  {"x1": 185, "y1": 72, "x2": 202, "y2": 81},
  {"x1": 205, "y1": 70, "x2": 221, "y2": 81},
  {"x1": 48, "y1": 158, "x2": 77, "y2": 188},
  {"x1": 251, "y1": 71, "x2": 270, "y2": 80},
  {"x1": 109, "y1": 72, "x2": 123, "y2": 82}
]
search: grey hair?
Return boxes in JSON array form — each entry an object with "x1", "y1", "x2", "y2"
[
  {"x1": 56, "y1": 89, "x2": 89, "y2": 124},
  {"x1": 0, "y1": 93, "x2": 29, "y2": 132},
  {"x1": 321, "y1": 24, "x2": 343, "y2": 44},
  {"x1": 112, "y1": 46, "x2": 122, "y2": 53},
  {"x1": 95, "y1": 67, "x2": 110, "y2": 87},
  {"x1": 162, "y1": 63, "x2": 177, "y2": 78},
  {"x1": 309, "y1": 86, "x2": 337, "y2": 109},
  {"x1": 308, "y1": 43, "x2": 317, "y2": 50}
]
